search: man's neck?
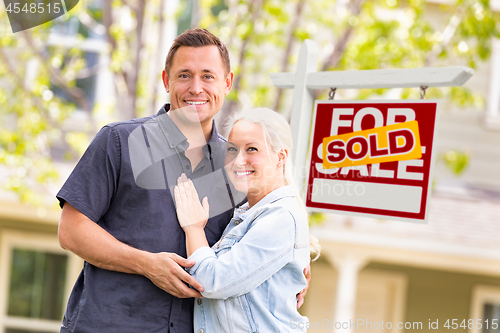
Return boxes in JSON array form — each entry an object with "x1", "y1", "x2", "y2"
[
  {"x1": 168, "y1": 110, "x2": 213, "y2": 170},
  {"x1": 168, "y1": 109, "x2": 213, "y2": 144}
]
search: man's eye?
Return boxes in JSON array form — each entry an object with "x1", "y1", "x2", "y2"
[
  {"x1": 227, "y1": 147, "x2": 237, "y2": 152},
  {"x1": 179, "y1": 74, "x2": 189, "y2": 78},
  {"x1": 203, "y1": 74, "x2": 214, "y2": 79}
]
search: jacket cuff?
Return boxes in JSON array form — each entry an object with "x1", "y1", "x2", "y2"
[{"x1": 186, "y1": 246, "x2": 216, "y2": 275}]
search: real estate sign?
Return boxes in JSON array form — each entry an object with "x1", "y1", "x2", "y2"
[{"x1": 305, "y1": 100, "x2": 439, "y2": 223}]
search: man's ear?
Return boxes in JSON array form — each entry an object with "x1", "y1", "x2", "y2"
[
  {"x1": 162, "y1": 70, "x2": 170, "y2": 93},
  {"x1": 225, "y1": 71, "x2": 234, "y2": 95}
]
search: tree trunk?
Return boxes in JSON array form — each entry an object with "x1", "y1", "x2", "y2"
[
  {"x1": 274, "y1": 0, "x2": 306, "y2": 113},
  {"x1": 216, "y1": 0, "x2": 266, "y2": 136},
  {"x1": 314, "y1": 0, "x2": 365, "y2": 99}
]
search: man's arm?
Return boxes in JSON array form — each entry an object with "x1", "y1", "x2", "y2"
[{"x1": 58, "y1": 202, "x2": 204, "y2": 298}]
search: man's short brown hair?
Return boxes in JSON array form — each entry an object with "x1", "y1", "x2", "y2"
[{"x1": 164, "y1": 28, "x2": 230, "y2": 76}]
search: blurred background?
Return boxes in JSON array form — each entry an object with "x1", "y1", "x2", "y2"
[{"x1": 0, "y1": 0, "x2": 499, "y2": 332}]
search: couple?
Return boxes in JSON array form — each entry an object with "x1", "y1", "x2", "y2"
[{"x1": 57, "y1": 28, "x2": 319, "y2": 333}]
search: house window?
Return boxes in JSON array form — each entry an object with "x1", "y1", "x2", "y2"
[
  {"x1": 0, "y1": 232, "x2": 71, "y2": 333},
  {"x1": 482, "y1": 303, "x2": 500, "y2": 333},
  {"x1": 470, "y1": 285, "x2": 500, "y2": 333}
]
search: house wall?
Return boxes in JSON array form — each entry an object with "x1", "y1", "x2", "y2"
[
  {"x1": 369, "y1": 262, "x2": 500, "y2": 332},
  {"x1": 303, "y1": 259, "x2": 500, "y2": 333},
  {"x1": 433, "y1": 109, "x2": 500, "y2": 190}
]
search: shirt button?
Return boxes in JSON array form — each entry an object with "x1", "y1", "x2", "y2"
[
  {"x1": 185, "y1": 165, "x2": 190, "y2": 169},
  {"x1": 197, "y1": 299, "x2": 202, "y2": 305},
  {"x1": 234, "y1": 221, "x2": 240, "y2": 226},
  {"x1": 199, "y1": 329, "x2": 204, "y2": 333}
]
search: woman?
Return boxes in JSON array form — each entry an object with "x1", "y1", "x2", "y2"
[{"x1": 174, "y1": 107, "x2": 320, "y2": 332}]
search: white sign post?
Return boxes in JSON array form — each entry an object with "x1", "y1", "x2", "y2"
[{"x1": 270, "y1": 39, "x2": 473, "y2": 219}]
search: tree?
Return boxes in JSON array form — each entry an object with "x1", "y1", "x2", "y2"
[
  {"x1": 0, "y1": 0, "x2": 498, "y2": 204},
  {"x1": 198, "y1": 0, "x2": 499, "y2": 166},
  {"x1": 0, "y1": 0, "x2": 168, "y2": 204}
]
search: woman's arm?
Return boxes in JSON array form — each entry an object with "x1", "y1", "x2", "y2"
[
  {"x1": 174, "y1": 175, "x2": 306, "y2": 300},
  {"x1": 174, "y1": 174, "x2": 210, "y2": 256},
  {"x1": 188, "y1": 206, "x2": 299, "y2": 299}
]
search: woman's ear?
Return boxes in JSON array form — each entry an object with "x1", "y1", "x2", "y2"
[{"x1": 277, "y1": 148, "x2": 288, "y2": 167}]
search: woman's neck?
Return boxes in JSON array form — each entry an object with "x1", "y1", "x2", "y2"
[{"x1": 247, "y1": 182, "x2": 286, "y2": 208}]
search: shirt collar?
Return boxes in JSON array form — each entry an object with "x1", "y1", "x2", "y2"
[
  {"x1": 156, "y1": 104, "x2": 220, "y2": 158},
  {"x1": 233, "y1": 185, "x2": 297, "y2": 221}
]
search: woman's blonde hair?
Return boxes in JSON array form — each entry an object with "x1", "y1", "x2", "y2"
[{"x1": 226, "y1": 107, "x2": 321, "y2": 261}]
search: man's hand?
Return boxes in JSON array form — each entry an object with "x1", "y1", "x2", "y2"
[
  {"x1": 58, "y1": 202, "x2": 204, "y2": 298},
  {"x1": 297, "y1": 265, "x2": 311, "y2": 309},
  {"x1": 144, "y1": 252, "x2": 203, "y2": 298}
]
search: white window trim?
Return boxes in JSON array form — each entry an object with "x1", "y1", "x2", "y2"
[
  {"x1": 0, "y1": 230, "x2": 81, "y2": 333},
  {"x1": 469, "y1": 284, "x2": 500, "y2": 333}
]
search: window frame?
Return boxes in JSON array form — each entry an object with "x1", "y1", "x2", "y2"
[
  {"x1": 469, "y1": 284, "x2": 500, "y2": 333},
  {"x1": 0, "y1": 230, "x2": 79, "y2": 333}
]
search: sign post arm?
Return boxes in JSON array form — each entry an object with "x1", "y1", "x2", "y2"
[{"x1": 288, "y1": 39, "x2": 318, "y2": 197}]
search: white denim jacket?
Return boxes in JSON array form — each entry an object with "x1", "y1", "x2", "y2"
[{"x1": 187, "y1": 185, "x2": 310, "y2": 333}]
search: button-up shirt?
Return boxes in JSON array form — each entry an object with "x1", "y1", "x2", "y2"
[{"x1": 57, "y1": 104, "x2": 244, "y2": 333}]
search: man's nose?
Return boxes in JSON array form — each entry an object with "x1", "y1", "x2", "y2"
[{"x1": 189, "y1": 77, "x2": 203, "y2": 95}]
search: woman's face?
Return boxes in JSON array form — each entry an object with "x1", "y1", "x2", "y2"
[{"x1": 225, "y1": 120, "x2": 284, "y2": 205}]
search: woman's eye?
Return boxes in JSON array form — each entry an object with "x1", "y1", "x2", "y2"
[
  {"x1": 227, "y1": 147, "x2": 237, "y2": 152},
  {"x1": 247, "y1": 147, "x2": 257, "y2": 152}
]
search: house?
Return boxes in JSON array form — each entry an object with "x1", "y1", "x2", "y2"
[
  {"x1": 301, "y1": 30, "x2": 500, "y2": 333},
  {"x1": 0, "y1": 0, "x2": 499, "y2": 332}
]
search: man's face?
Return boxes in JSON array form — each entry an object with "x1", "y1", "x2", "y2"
[{"x1": 162, "y1": 46, "x2": 233, "y2": 128}]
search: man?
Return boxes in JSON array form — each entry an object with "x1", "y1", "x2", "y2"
[{"x1": 57, "y1": 29, "x2": 308, "y2": 333}]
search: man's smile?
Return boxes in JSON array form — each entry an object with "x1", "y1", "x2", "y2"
[{"x1": 184, "y1": 100, "x2": 208, "y2": 106}]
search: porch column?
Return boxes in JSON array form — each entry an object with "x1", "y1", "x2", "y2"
[{"x1": 330, "y1": 253, "x2": 367, "y2": 333}]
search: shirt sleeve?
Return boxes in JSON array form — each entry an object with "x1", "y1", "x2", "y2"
[
  {"x1": 187, "y1": 205, "x2": 296, "y2": 299},
  {"x1": 56, "y1": 125, "x2": 121, "y2": 223}
]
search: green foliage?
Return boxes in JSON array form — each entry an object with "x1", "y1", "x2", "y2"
[
  {"x1": 441, "y1": 149, "x2": 470, "y2": 175},
  {"x1": 308, "y1": 212, "x2": 327, "y2": 226}
]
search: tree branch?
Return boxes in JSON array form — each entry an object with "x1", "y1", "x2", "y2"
[
  {"x1": 315, "y1": 0, "x2": 365, "y2": 99},
  {"x1": 223, "y1": 0, "x2": 266, "y2": 122},
  {"x1": 0, "y1": 46, "x2": 57, "y2": 128},
  {"x1": 321, "y1": 0, "x2": 364, "y2": 72},
  {"x1": 21, "y1": 31, "x2": 92, "y2": 113},
  {"x1": 274, "y1": 0, "x2": 306, "y2": 112},
  {"x1": 151, "y1": 0, "x2": 167, "y2": 114},
  {"x1": 125, "y1": 0, "x2": 146, "y2": 119},
  {"x1": 424, "y1": 8, "x2": 464, "y2": 66}
]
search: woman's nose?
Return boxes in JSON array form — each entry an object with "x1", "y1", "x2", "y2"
[{"x1": 233, "y1": 151, "x2": 247, "y2": 166}]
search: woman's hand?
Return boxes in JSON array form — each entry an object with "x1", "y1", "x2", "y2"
[{"x1": 174, "y1": 174, "x2": 209, "y2": 230}]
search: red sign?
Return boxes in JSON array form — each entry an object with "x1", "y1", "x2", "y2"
[{"x1": 305, "y1": 100, "x2": 439, "y2": 223}]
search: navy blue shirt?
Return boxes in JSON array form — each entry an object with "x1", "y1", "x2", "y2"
[{"x1": 57, "y1": 105, "x2": 245, "y2": 333}]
